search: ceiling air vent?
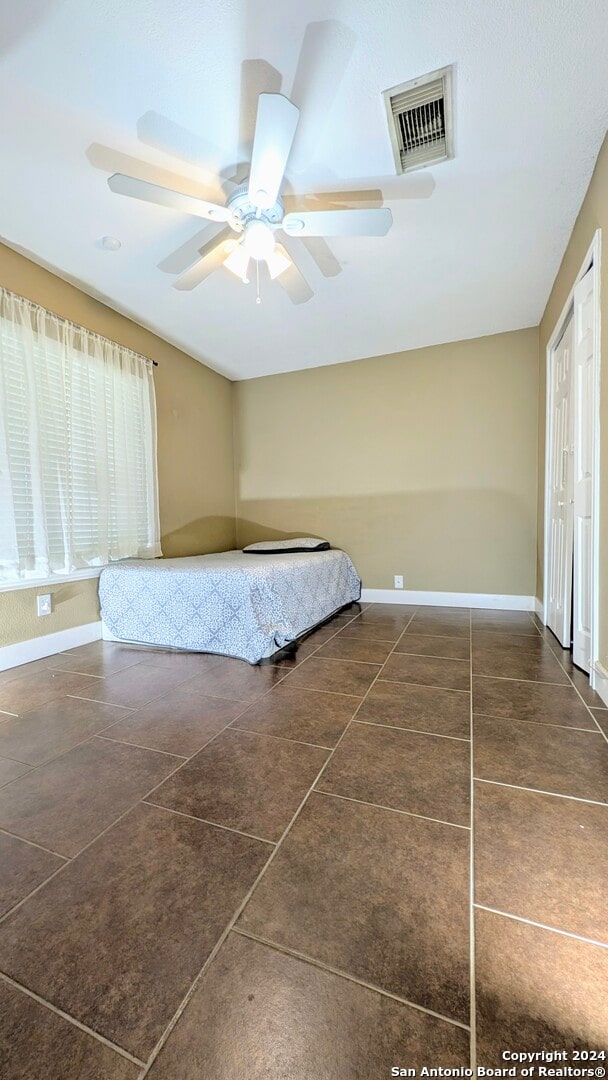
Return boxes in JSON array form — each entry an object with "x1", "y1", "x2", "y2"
[{"x1": 383, "y1": 65, "x2": 453, "y2": 174}]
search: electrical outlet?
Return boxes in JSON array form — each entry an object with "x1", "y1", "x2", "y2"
[
  {"x1": 394, "y1": 575, "x2": 404, "y2": 589},
  {"x1": 37, "y1": 594, "x2": 52, "y2": 617}
]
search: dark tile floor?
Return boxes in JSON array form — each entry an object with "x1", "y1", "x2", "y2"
[{"x1": 0, "y1": 603, "x2": 606, "y2": 1077}]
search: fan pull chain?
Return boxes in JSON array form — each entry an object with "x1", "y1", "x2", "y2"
[{"x1": 256, "y1": 260, "x2": 261, "y2": 305}]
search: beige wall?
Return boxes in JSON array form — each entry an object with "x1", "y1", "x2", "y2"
[
  {"x1": 234, "y1": 327, "x2": 539, "y2": 596},
  {"x1": 0, "y1": 243, "x2": 236, "y2": 647},
  {"x1": 537, "y1": 132, "x2": 608, "y2": 670}
]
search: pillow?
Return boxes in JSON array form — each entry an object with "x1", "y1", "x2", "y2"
[{"x1": 243, "y1": 537, "x2": 330, "y2": 554}]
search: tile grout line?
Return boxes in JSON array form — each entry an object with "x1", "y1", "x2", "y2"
[
  {"x1": 474, "y1": 904, "x2": 608, "y2": 951},
  {"x1": 0, "y1": 825, "x2": 68, "y2": 861},
  {"x1": 468, "y1": 608, "x2": 477, "y2": 1075},
  {"x1": 142, "y1": 799, "x2": 277, "y2": 846},
  {"x1": 225, "y1": 725, "x2": 334, "y2": 751},
  {"x1": 0, "y1": 970, "x2": 146, "y2": 1068},
  {"x1": 65, "y1": 694, "x2": 136, "y2": 710},
  {"x1": 473, "y1": 776, "x2": 608, "y2": 808},
  {"x1": 313, "y1": 788, "x2": 470, "y2": 831},
  {"x1": 92, "y1": 734, "x2": 187, "y2": 760},
  {"x1": 380, "y1": 678, "x2": 470, "y2": 695},
  {"x1": 139, "y1": 608, "x2": 421, "y2": 1076},
  {"x1": 473, "y1": 710, "x2": 600, "y2": 734},
  {"x1": 353, "y1": 717, "x2": 470, "y2": 742},
  {"x1": 528, "y1": 613, "x2": 608, "y2": 747},
  {"x1": 232, "y1": 926, "x2": 472, "y2": 1032},
  {"x1": 473, "y1": 673, "x2": 574, "y2": 687}
]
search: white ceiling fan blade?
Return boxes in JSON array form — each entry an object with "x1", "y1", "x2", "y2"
[
  {"x1": 273, "y1": 244, "x2": 313, "y2": 304},
  {"x1": 108, "y1": 174, "x2": 232, "y2": 223},
  {"x1": 282, "y1": 207, "x2": 392, "y2": 237},
  {"x1": 173, "y1": 229, "x2": 235, "y2": 290},
  {"x1": 247, "y1": 94, "x2": 300, "y2": 210}
]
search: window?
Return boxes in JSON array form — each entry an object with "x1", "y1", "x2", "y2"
[{"x1": 0, "y1": 288, "x2": 161, "y2": 584}]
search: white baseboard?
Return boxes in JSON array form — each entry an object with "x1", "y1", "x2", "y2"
[
  {"x1": 593, "y1": 662, "x2": 608, "y2": 708},
  {"x1": 359, "y1": 589, "x2": 535, "y2": 611},
  {"x1": 0, "y1": 621, "x2": 102, "y2": 672},
  {"x1": 534, "y1": 597, "x2": 544, "y2": 619}
]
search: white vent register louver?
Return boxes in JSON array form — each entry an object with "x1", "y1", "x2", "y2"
[{"x1": 383, "y1": 65, "x2": 453, "y2": 174}]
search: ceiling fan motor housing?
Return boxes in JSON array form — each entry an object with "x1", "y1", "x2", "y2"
[{"x1": 227, "y1": 182, "x2": 284, "y2": 232}]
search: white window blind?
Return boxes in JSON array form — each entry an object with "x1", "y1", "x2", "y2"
[{"x1": 0, "y1": 288, "x2": 161, "y2": 583}]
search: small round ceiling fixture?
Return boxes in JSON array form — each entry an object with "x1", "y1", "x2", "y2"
[{"x1": 99, "y1": 235, "x2": 122, "y2": 251}]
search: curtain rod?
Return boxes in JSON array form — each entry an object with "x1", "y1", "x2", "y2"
[{"x1": 0, "y1": 285, "x2": 159, "y2": 367}]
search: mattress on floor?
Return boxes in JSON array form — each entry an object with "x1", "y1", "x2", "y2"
[{"x1": 98, "y1": 548, "x2": 361, "y2": 664}]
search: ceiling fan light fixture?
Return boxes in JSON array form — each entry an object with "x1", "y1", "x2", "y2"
[
  {"x1": 243, "y1": 219, "x2": 275, "y2": 260},
  {"x1": 224, "y1": 245, "x2": 250, "y2": 283},
  {"x1": 266, "y1": 248, "x2": 291, "y2": 280}
]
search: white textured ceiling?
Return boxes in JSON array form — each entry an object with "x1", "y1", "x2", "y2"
[{"x1": 1, "y1": 0, "x2": 607, "y2": 379}]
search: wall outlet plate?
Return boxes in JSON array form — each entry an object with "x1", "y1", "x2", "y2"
[
  {"x1": 394, "y1": 575, "x2": 404, "y2": 589},
  {"x1": 37, "y1": 594, "x2": 52, "y2": 617}
]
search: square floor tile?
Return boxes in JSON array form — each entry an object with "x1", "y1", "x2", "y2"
[
  {"x1": 0, "y1": 802, "x2": 269, "y2": 1060},
  {"x1": 473, "y1": 677, "x2": 594, "y2": 729},
  {"x1": 356, "y1": 680, "x2": 470, "y2": 739},
  {"x1": 0, "y1": 757, "x2": 31, "y2": 788},
  {"x1": 284, "y1": 657, "x2": 381, "y2": 697},
  {"x1": 72, "y1": 662, "x2": 197, "y2": 709},
  {"x1": 0, "y1": 832, "x2": 64, "y2": 917},
  {"x1": 232, "y1": 685, "x2": 358, "y2": 748},
  {"x1": 180, "y1": 661, "x2": 286, "y2": 702},
  {"x1": 147, "y1": 931, "x2": 469, "y2": 1079},
  {"x1": 317, "y1": 721, "x2": 470, "y2": 825},
  {"x1": 0, "y1": 697, "x2": 128, "y2": 766},
  {"x1": 382, "y1": 653, "x2": 470, "y2": 691},
  {"x1": 150, "y1": 728, "x2": 328, "y2": 842},
  {"x1": 472, "y1": 638, "x2": 568, "y2": 683},
  {"x1": 474, "y1": 782, "x2": 608, "y2": 943},
  {"x1": 395, "y1": 633, "x2": 470, "y2": 660},
  {"x1": 239, "y1": 791, "x2": 470, "y2": 1023},
  {"x1": 473, "y1": 715, "x2": 608, "y2": 802},
  {"x1": 0, "y1": 979, "x2": 139, "y2": 1079},
  {"x1": 0, "y1": 737, "x2": 180, "y2": 856},
  {"x1": 316, "y1": 636, "x2": 394, "y2": 664},
  {"x1": 101, "y1": 690, "x2": 246, "y2": 757},
  {"x1": 0, "y1": 669, "x2": 101, "y2": 716},
  {"x1": 475, "y1": 909, "x2": 608, "y2": 1063}
]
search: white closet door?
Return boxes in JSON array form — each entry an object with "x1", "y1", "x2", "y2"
[
  {"x1": 547, "y1": 317, "x2": 574, "y2": 647},
  {"x1": 572, "y1": 267, "x2": 594, "y2": 672}
]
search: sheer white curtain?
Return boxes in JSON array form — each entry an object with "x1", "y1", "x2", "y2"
[{"x1": 0, "y1": 288, "x2": 161, "y2": 583}]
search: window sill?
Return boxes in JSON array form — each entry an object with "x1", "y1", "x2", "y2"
[{"x1": 0, "y1": 568, "x2": 102, "y2": 594}]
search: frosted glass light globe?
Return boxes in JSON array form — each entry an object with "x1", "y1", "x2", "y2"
[{"x1": 244, "y1": 219, "x2": 275, "y2": 260}]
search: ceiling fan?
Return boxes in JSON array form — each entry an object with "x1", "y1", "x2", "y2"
[{"x1": 107, "y1": 92, "x2": 393, "y2": 304}]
